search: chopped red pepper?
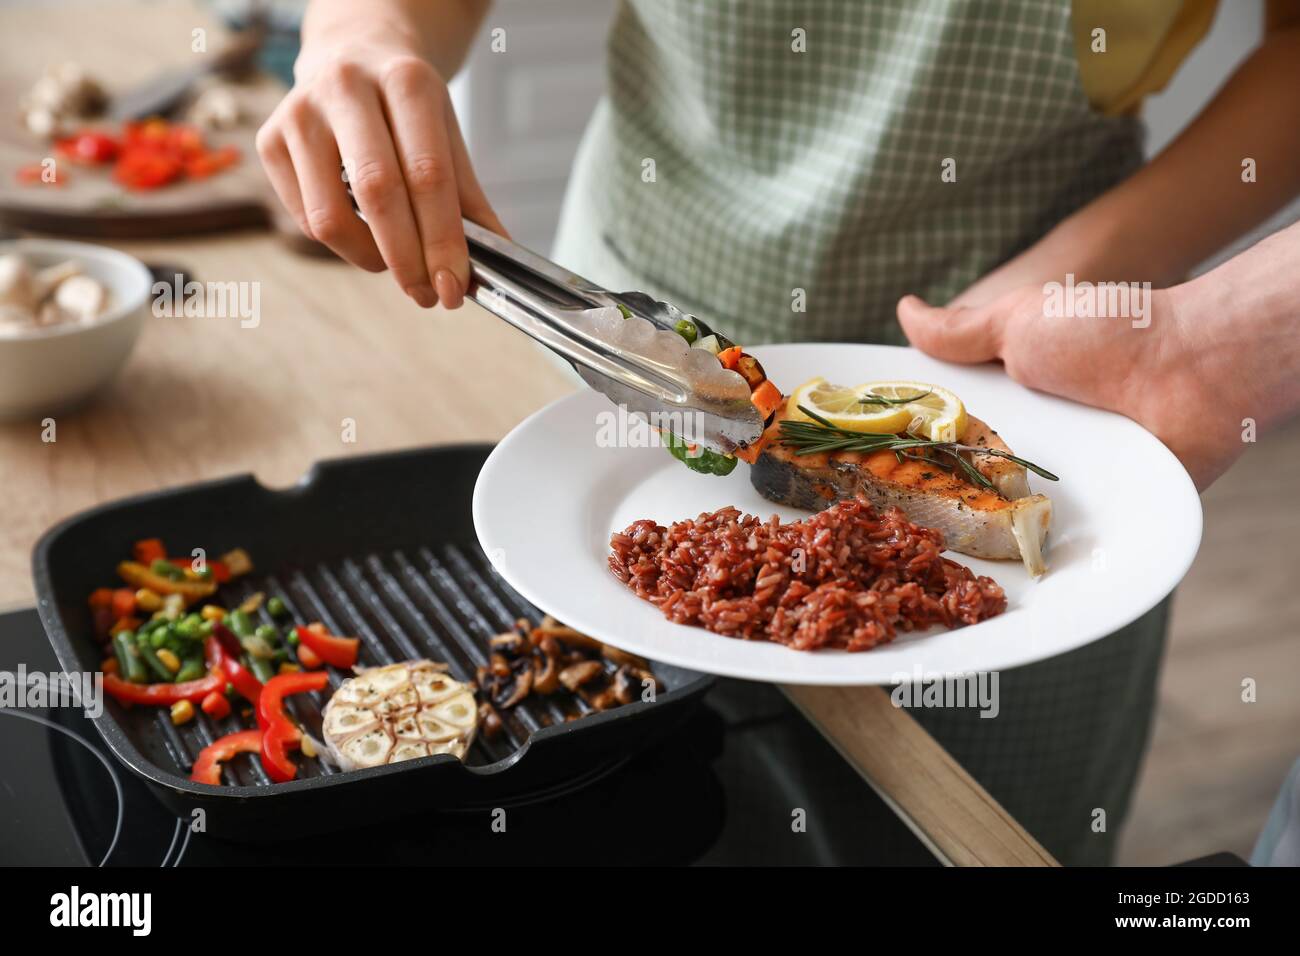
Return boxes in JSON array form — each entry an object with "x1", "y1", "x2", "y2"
[
  {"x1": 258, "y1": 670, "x2": 329, "y2": 783},
  {"x1": 200, "y1": 689, "x2": 231, "y2": 720},
  {"x1": 132, "y1": 538, "x2": 167, "y2": 565},
  {"x1": 206, "y1": 629, "x2": 262, "y2": 706},
  {"x1": 295, "y1": 641, "x2": 324, "y2": 670},
  {"x1": 190, "y1": 729, "x2": 262, "y2": 785},
  {"x1": 55, "y1": 130, "x2": 120, "y2": 165},
  {"x1": 295, "y1": 625, "x2": 360, "y2": 669},
  {"x1": 103, "y1": 669, "x2": 224, "y2": 707},
  {"x1": 110, "y1": 588, "x2": 136, "y2": 620},
  {"x1": 183, "y1": 145, "x2": 239, "y2": 179},
  {"x1": 15, "y1": 162, "x2": 67, "y2": 186},
  {"x1": 113, "y1": 149, "x2": 182, "y2": 190}
]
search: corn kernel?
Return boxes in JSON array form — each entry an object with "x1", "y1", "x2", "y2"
[
  {"x1": 170, "y1": 700, "x2": 194, "y2": 726},
  {"x1": 300, "y1": 735, "x2": 318, "y2": 758},
  {"x1": 200, "y1": 604, "x2": 226, "y2": 622},
  {"x1": 101, "y1": 658, "x2": 119, "y2": 675},
  {"x1": 134, "y1": 588, "x2": 163, "y2": 612},
  {"x1": 156, "y1": 648, "x2": 181, "y2": 673},
  {"x1": 278, "y1": 662, "x2": 300, "y2": 675}
]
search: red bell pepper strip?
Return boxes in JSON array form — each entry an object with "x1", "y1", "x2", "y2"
[
  {"x1": 102, "y1": 669, "x2": 224, "y2": 707},
  {"x1": 295, "y1": 625, "x2": 360, "y2": 669},
  {"x1": 206, "y1": 629, "x2": 262, "y2": 706},
  {"x1": 200, "y1": 689, "x2": 231, "y2": 720},
  {"x1": 258, "y1": 670, "x2": 329, "y2": 783},
  {"x1": 190, "y1": 729, "x2": 262, "y2": 785}
]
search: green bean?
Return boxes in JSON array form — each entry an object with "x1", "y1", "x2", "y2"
[
  {"x1": 266, "y1": 596, "x2": 287, "y2": 619},
  {"x1": 138, "y1": 643, "x2": 175, "y2": 682},
  {"x1": 248, "y1": 656, "x2": 276, "y2": 683},
  {"x1": 149, "y1": 558, "x2": 184, "y2": 581},
  {"x1": 226, "y1": 609, "x2": 255, "y2": 638},
  {"x1": 174, "y1": 657, "x2": 206, "y2": 683},
  {"x1": 113, "y1": 632, "x2": 147, "y2": 684}
]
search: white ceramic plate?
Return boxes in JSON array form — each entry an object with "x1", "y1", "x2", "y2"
[{"x1": 474, "y1": 344, "x2": 1202, "y2": 685}]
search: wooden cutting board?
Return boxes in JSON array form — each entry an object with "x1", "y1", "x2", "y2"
[{"x1": 0, "y1": 70, "x2": 302, "y2": 242}]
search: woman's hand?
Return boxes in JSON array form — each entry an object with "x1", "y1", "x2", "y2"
[
  {"x1": 256, "y1": 39, "x2": 505, "y2": 309},
  {"x1": 896, "y1": 285, "x2": 1246, "y2": 490}
]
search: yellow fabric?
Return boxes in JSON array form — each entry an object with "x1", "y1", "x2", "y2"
[{"x1": 1072, "y1": 0, "x2": 1219, "y2": 115}]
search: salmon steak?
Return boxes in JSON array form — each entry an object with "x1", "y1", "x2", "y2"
[{"x1": 750, "y1": 407, "x2": 1052, "y2": 576}]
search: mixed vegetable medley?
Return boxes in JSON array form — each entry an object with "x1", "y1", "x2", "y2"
[
  {"x1": 647, "y1": 308, "x2": 782, "y2": 477},
  {"x1": 89, "y1": 538, "x2": 360, "y2": 785},
  {"x1": 88, "y1": 539, "x2": 658, "y2": 788}
]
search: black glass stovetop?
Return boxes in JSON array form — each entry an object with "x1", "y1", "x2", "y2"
[{"x1": 0, "y1": 608, "x2": 933, "y2": 866}]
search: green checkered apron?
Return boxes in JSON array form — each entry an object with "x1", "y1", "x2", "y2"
[{"x1": 555, "y1": 0, "x2": 1168, "y2": 866}]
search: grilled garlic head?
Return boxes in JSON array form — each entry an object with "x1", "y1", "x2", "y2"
[{"x1": 322, "y1": 661, "x2": 478, "y2": 771}]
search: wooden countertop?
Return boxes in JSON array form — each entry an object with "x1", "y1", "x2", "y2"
[{"x1": 0, "y1": 0, "x2": 1055, "y2": 867}]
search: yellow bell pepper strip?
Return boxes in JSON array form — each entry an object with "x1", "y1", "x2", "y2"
[{"x1": 116, "y1": 560, "x2": 217, "y2": 604}]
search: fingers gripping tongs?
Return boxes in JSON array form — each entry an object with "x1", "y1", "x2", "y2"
[{"x1": 459, "y1": 220, "x2": 764, "y2": 455}]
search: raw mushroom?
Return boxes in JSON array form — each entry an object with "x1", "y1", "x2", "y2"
[
  {"x1": 190, "y1": 85, "x2": 242, "y2": 130},
  {"x1": 53, "y1": 275, "x2": 106, "y2": 323},
  {"x1": 0, "y1": 255, "x2": 37, "y2": 313}
]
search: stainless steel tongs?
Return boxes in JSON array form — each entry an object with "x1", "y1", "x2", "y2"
[{"x1": 460, "y1": 219, "x2": 765, "y2": 454}]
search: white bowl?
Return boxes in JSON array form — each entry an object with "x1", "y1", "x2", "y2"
[{"x1": 0, "y1": 239, "x2": 151, "y2": 421}]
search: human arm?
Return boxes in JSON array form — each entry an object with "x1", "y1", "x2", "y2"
[{"x1": 897, "y1": 218, "x2": 1300, "y2": 489}]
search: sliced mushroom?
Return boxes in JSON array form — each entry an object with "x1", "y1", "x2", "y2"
[
  {"x1": 532, "y1": 652, "x2": 560, "y2": 695},
  {"x1": 559, "y1": 660, "x2": 604, "y2": 693}
]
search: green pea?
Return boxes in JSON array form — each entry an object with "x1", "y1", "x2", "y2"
[
  {"x1": 254, "y1": 624, "x2": 279, "y2": 643},
  {"x1": 267, "y1": 596, "x2": 287, "y2": 618},
  {"x1": 673, "y1": 319, "x2": 698, "y2": 343},
  {"x1": 286, "y1": 630, "x2": 300, "y2": 646}
]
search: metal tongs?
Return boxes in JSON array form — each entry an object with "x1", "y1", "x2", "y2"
[{"x1": 460, "y1": 220, "x2": 765, "y2": 454}]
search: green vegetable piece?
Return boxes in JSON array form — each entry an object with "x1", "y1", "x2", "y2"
[
  {"x1": 664, "y1": 432, "x2": 738, "y2": 476},
  {"x1": 616, "y1": 304, "x2": 632, "y2": 319},
  {"x1": 673, "y1": 319, "x2": 698, "y2": 343},
  {"x1": 174, "y1": 657, "x2": 206, "y2": 683},
  {"x1": 138, "y1": 643, "x2": 176, "y2": 682},
  {"x1": 248, "y1": 656, "x2": 276, "y2": 683},
  {"x1": 286, "y1": 630, "x2": 300, "y2": 646},
  {"x1": 226, "y1": 609, "x2": 255, "y2": 638},
  {"x1": 149, "y1": 558, "x2": 184, "y2": 581},
  {"x1": 254, "y1": 623, "x2": 279, "y2": 643},
  {"x1": 113, "y1": 631, "x2": 147, "y2": 684},
  {"x1": 267, "y1": 596, "x2": 287, "y2": 618}
]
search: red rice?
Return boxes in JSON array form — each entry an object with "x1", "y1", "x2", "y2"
[{"x1": 608, "y1": 498, "x2": 1006, "y2": 652}]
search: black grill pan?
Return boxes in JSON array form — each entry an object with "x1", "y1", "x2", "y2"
[{"x1": 33, "y1": 444, "x2": 712, "y2": 840}]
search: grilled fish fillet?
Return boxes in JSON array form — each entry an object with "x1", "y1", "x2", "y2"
[{"x1": 750, "y1": 410, "x2": 1052, "y2": 576}]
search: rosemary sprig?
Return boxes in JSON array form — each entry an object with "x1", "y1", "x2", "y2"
[
  {"x1": 856, "y1": 389, "x2": 932, "y2": 407},
  {"x1": 779, "y1": 405, "x2": 1059, "y2": 489}
]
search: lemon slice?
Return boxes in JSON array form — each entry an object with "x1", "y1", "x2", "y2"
[
  {"x1": 787, "y1": 377, "x2": 914, "y2": 433},
  {"x1": 856, "y1": 380, "x2": 967, "y2": 442}
]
